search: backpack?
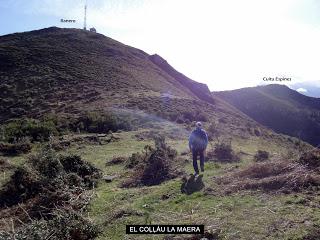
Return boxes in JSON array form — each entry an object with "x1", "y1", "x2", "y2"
[{"x1": 191, "y1": 129, "x2": 207, "y2": 150}]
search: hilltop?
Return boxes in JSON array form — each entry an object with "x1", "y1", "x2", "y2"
[{"x1": 215, "y1": 84, "x2": 320, "y2": 146}]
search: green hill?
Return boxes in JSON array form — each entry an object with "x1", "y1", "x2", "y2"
[
  {"x1": 0, "y1": 27, "x2": 281, "y2": 141},
  {"x1": 215, "y1": 84, "x2": 320, "y2": 146}
]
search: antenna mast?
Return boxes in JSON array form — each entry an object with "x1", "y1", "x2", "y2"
[{"x1": 84, "y1": 0, "x2": 87, "y2": 30}]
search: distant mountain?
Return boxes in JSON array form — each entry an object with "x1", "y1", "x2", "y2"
[{"x1": 214, "y1": 84, "x2": 320, "y2": 146}]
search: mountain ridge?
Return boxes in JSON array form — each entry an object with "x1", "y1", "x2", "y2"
[{"x1": 214, "y1": 84, "x2": 320, "y2": 146}]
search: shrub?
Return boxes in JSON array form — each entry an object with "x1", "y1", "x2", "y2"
[
  {"x1": 176, "y1": 116, "x2": 185, "y2": 124},
  {"x1": 254, "y1": 150, "x2": 269, "y2": 162},
  {"x1": 140, "y1": 147, "x2": 171, "y2": 186},
  {"x1": 298, "y1": 150, "x2": 320, "y2": 168},
  {"x1": 0, "y1": 212, "x2": 101, "y2": 240},
  {"x1": 0, "y1": 158, "x2": 13, "y2": 170},
  {"x1": 60, "y1": 155, "x2": 101, "y2": 187},
  {"x1": 125, "y1": 152, "x2": 145, "y2": 169},
  {"x1": 182, "y1": 111, "x2": 194, "y2": 122},
  {"x1": 207, "y1": 122, "x2": 220, "y2": 141},
  {"x1": 75, "y1": 111, "x2": 133, "y2": 133},
  {"x1": 217, "y1": 160, "x2": 320, "y2": 194},
  {"x1": 213, "y1": 142, "x2": 239, "y2": 162},
  {"x1": 122, "y1": 136, "x2": 181, "y2": 187},
  {"x1": 0, "y1": 166, "x2": 42, "y2": 206},
  {"x1": 196, "y1": 111, "x2": 208, "y2": 122},
  {"x1": 0, "y1": 141, "x2": 32, "y2": 156},
  {"x1": 3, "y1": 118, "x2": 58, "y2": 142},
  {"x1": 0, "y1": 146, "x2": 101, "y2": 210}
]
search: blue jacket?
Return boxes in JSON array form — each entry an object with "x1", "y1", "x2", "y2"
[{"x1": 189, "y1": 128, "x2": 208, "y2": 150}]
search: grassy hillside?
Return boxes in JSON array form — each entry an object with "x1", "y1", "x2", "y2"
[
  {"x1": 215, "y1": 84, "x2": 320, "y2": 146},
  {"x1": 1, "y1": 122, "x2": 319, "y2": 239},
  {"x1": 0, "y1": 27, "x2": 193, "y2": 121},
  {"x1": 0, "y1": 27, "x2": 290, "y2": 143},
  {"x1": 0, "y1": 28, "x2": 319, "y2": 240}
]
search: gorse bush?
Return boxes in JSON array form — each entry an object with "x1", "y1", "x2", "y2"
[
  {"x1": 0, "y1": 111, "x2": 134, "y2": 144},
  {"x1": 0, "y1": 146, "x2": 101, "y2": 209},
  {"x1": 214, "y1": 143, "x2": 233, "y2": 160},
  {"x1": 125, "y1": 152, "x2": 145, "y2": 169},
  {"x1": 254, "y1": 150, "x2": 269, "y2": 162},
  {"x1": 74, "y1": 111, "x2": 133, "y2": 133},
  {"x1": 3, "y1": 118, "x2": 58, "y2": 143},
  {"x1": 176, "y1": 110, "x2": 208, "y2": 124},
  {"x1": 298, "y1": 149, "x2": 320, "y2": 168},
  {"x1": 0, "y1": 141, "x2": 32, "y2": 156},
  {"x1": 0, "y1": 147, "x2": 102, "y2": 239},
  {"x1": 211, "y1": 142, "x2": 240, "y2": 162},
  {"x1": 122, "y1": 136, "x2": 180, "y2": 187}
]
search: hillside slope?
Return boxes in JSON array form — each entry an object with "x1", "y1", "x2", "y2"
[
  {"x1": 215, "y1": 84, "x2": 320, "y2": 146},
  {"x1": 0, "y1": 27, "x2": 193, "y2": 119},
  {"x1": 0, "y1": 27, "x2": 279, "y2": 141}
]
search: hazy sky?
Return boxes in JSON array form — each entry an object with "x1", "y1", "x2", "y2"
[{"x1": 1, "y1": 0, "x2": 320, "y2": 91}]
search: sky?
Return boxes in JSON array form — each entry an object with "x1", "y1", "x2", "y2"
[{"x1": 1, "y1": 0, "x2": 320, "y2": 93}]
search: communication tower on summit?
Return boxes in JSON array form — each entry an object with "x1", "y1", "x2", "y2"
[{"x1": 84, "y1": 0, "x2": 87, "y2": 30}]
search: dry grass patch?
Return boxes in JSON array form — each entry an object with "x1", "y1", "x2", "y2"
[{"x1": 216, "y1": 150, "x2": 320, "y2": 194}]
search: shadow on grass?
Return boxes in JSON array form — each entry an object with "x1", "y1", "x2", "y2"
[{"x1": 181, "y1": 174, "x2": 205, "y2": 195}]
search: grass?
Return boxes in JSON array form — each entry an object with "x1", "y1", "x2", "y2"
[
  {"x1": 48, "y1": 127, "x2": 314, "y2": 240},
  {"x1": 88, "y1": 170, "x2": 320, "y2": 239},
  {"x1": 0, "y1": 123, "x2": 316, "y2": 240}
]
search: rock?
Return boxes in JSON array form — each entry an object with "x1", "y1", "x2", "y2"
[{"x1": 102, "y1": 175, "x2": 117, "y2": 182}]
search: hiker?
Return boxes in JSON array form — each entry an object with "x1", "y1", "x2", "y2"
[{"x1": 189, "y1": 122, "x2": 208, "y2": 175}]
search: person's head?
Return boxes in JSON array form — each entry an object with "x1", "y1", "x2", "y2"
[{"x1": 196, "y1": 121, "x2": 202, "y2": 129}]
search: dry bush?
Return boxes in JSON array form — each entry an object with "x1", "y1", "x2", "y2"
[
  {"x1": 254, "y1": 150, "x2": 269, "y2": 162},
  {"x1": 0, "y1": 158, "x2": 14, "y2": 170},
  {"x1": 0, "y1": 146, "x2": 101, "y2": 222},
  {"x1": 298, "y1": 149, "x2": 320, "y2": 169},
  {"x1": 125, "y1": 151, "x2": 146, "y2": 169},
  {"x1": 216, "y1": 158, "x2": 320, "y2": 194},
  {"x1": 0, "y1": 141, "x2": 32, "y2": 156},
  {"x1": 0, "y1": 212, "x2": 101, "y2": 240},
  {"x1": 121, "y1": 136, "x2": 182, "y2": 187},
  {"x1": 206, "y1": 142, "x2": 240, "y2": 163},
  {"x1": 0, "y1": 152, "x2": 101, "y2": 237}
]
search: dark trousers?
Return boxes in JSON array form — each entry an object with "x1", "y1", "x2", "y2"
[{"x1": 192, "y1": 149, "x2": 205, "y2": 173}]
